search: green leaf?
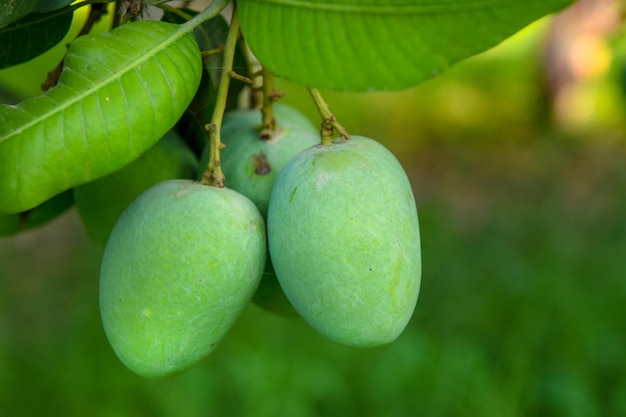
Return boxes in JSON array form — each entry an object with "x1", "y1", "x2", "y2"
[
  {"x1": 0, "y1": 0, "x2": 39, "y2": 28},
  {"x1": 238, "y1": 0, "x2": 574, "y2": 91},
  {"x1": 0, "y1": 20, "x2": 203, "y2": 215},
  {"x1": 0, "y1": 189, "x2": 73, "y2": 236},
  {"x1": 33, "y1": 0, "x2": 75, "y2": 12},
  {"x1": 0, "y1": 5, "x2": 74, "y2": 69}
]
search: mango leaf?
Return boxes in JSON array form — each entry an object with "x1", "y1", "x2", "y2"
[
  {"x1": 0, "y1": 20, "x2": 203, "y2": 214},
  {"x1": 0, "y1": 5, "x2": 74, "y2": 69},
  {"x1": 238, "y1": 0, "x2": 575, "y2": 91},
  {"x1": 0, "y1": 0, "x2": 39, "y2": 28},
  {"x1": 33, "y1": 0, "x2": 75, "y2": 12},
  {"x1": 0, "y1": 189, "x2": 73, "y2": 236}
]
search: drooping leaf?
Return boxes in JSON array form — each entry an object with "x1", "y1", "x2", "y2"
[
  {"x1": 0, "y1": 5, "x2": 74, "y2": 69},
  {"x1": 0, "y1": 20, "x2": 203, "y2": 214},
  {"x1": 0, "y1": 0, "x2": 39, "y2": 28},
  {"x1": 238, "y1": 0, "x2": 575, "y2": 91},
  {"x1": 33, "y1": 0, "x2": 75, "y2": 12}
]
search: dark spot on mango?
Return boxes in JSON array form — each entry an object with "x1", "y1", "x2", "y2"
[{"x1": 253, "y1": 152, "x2": 271, "y2": 176}]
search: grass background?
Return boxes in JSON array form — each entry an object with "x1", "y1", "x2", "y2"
[{"x1": 1, "y1": 8, "x2": 626, "y2": 417}]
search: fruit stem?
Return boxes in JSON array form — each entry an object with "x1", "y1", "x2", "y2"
[
  {"x1": 307, "y1": 87, "x2": 349, "y2": 145},
  {"x1": 244, "y1": 44, "x2": 263, "y2": 109},
  {"x1": 200, "y1": 4, "x2": 241, "y2": 188},
  {"x1": 260, "y1": 69, "x2": 284, "y2": 139}
]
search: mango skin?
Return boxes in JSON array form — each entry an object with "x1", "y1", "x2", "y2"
[
  {"x1": 267, "y1": 136, "x2": 421, "y2": 347},
  {"x1": 199, "y1": 104, "x2": 319, "y2": 217},
  {"x1": 75, "y1": 130, "x2": 197, "y2": 247},
  {"x1": 200, "y1": 104, "x2": 318, "y2": 316},
  {"x1": 100, "y1": 180, "x2": 266, "y2": 378}
]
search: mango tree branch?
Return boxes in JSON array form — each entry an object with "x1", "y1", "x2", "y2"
[{"x1": 200, "y1": 4, "x2": 240, "y2": 188}]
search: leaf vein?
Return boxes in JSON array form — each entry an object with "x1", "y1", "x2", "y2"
[{"x1": 0, "y1": 22, "x2": 194, "y2": 143}]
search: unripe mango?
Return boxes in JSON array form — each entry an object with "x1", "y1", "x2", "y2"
[
  {"x1": 267, "y1": 136, "x2": 421, "y2": 347},
  {"x1": 100, "y1": 180, "x2": 266, "y2": 378},
  {"x1": 200, "y1": 104, "x2": 318, "y2": 316},
  {"x1": 199, "y1": 104, "x2": 318, "y2": 217},
  {"x1": 75, "y1": 130, "x2": 197, "y2": 247}
]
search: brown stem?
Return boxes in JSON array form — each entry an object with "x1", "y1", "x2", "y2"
[{"x1": 229, "y1": 70, "x2": 253, "y2": 85}]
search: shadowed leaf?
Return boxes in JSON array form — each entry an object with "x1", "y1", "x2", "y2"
[
  {"x1": 0, "y1": 0, "x2": 39, "y2": 28},
  {"x1": 0, "y1": 5, "x2": 74, "y2": 69},
  {"x1": 33, "y1": 0, "x2": 75, "y2": 12}
]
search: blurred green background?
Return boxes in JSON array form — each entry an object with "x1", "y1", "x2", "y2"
[{"x1": 2, "y1": 2, "x2": 626, "y2": 416}]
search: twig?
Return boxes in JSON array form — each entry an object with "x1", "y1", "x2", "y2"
[{"x1": 200, "y1": 5, "x2": 241, "y2": 188}]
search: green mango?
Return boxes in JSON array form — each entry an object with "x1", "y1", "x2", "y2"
[
  {"x1": 267, "y1": 136, "x2": 421, "y2": 348},
  {"x1": 199, "y1": 104, "x2": 319, "y2": 217},
  {"x1": 0, "y1": 190, "x2": 73, "y2": 236},
  {"x1": 199, "y1": 104, "x2": 318, "y2": 316},
  {"x1": 252, "y1": 260, "x2": 298, "y2": 317},
  {"x1": 74, "y1": 130, "x2": 197, "y2": 247},
  {"x1": 100, "y1": 180, "x2": 266, "y2": 378}
]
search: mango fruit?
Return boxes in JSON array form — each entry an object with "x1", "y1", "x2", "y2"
[
  {"x1": 199, "y1": 104, "x2": 318, "y2": 217},
  {"x1": 74, "y1": 130, "x2": 197, "y2": 247},
  {"x1": 200, "y1": 104, "x2": 318, "y2": 316},
  {"x1": 99, "y1": 180, "x2": 266, "y2": 378},
  {"x1": 267, "y1": 136, "x2": 421, "y2": 347}
]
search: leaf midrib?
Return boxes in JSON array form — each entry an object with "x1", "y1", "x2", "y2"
[
  {"x1": 241, "y1": 0, "x2": 510, "y2": 14},
  {"x1": 0, "y1": 22, "x2": 191, "y2": 143},
  {"x1": 0, "y1": 0, "x2": 231, "y2": 143}
]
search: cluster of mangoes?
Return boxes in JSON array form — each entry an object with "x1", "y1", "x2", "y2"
[{"x1": 87, "y1": 104, "x2": 421, "y2": 378}]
